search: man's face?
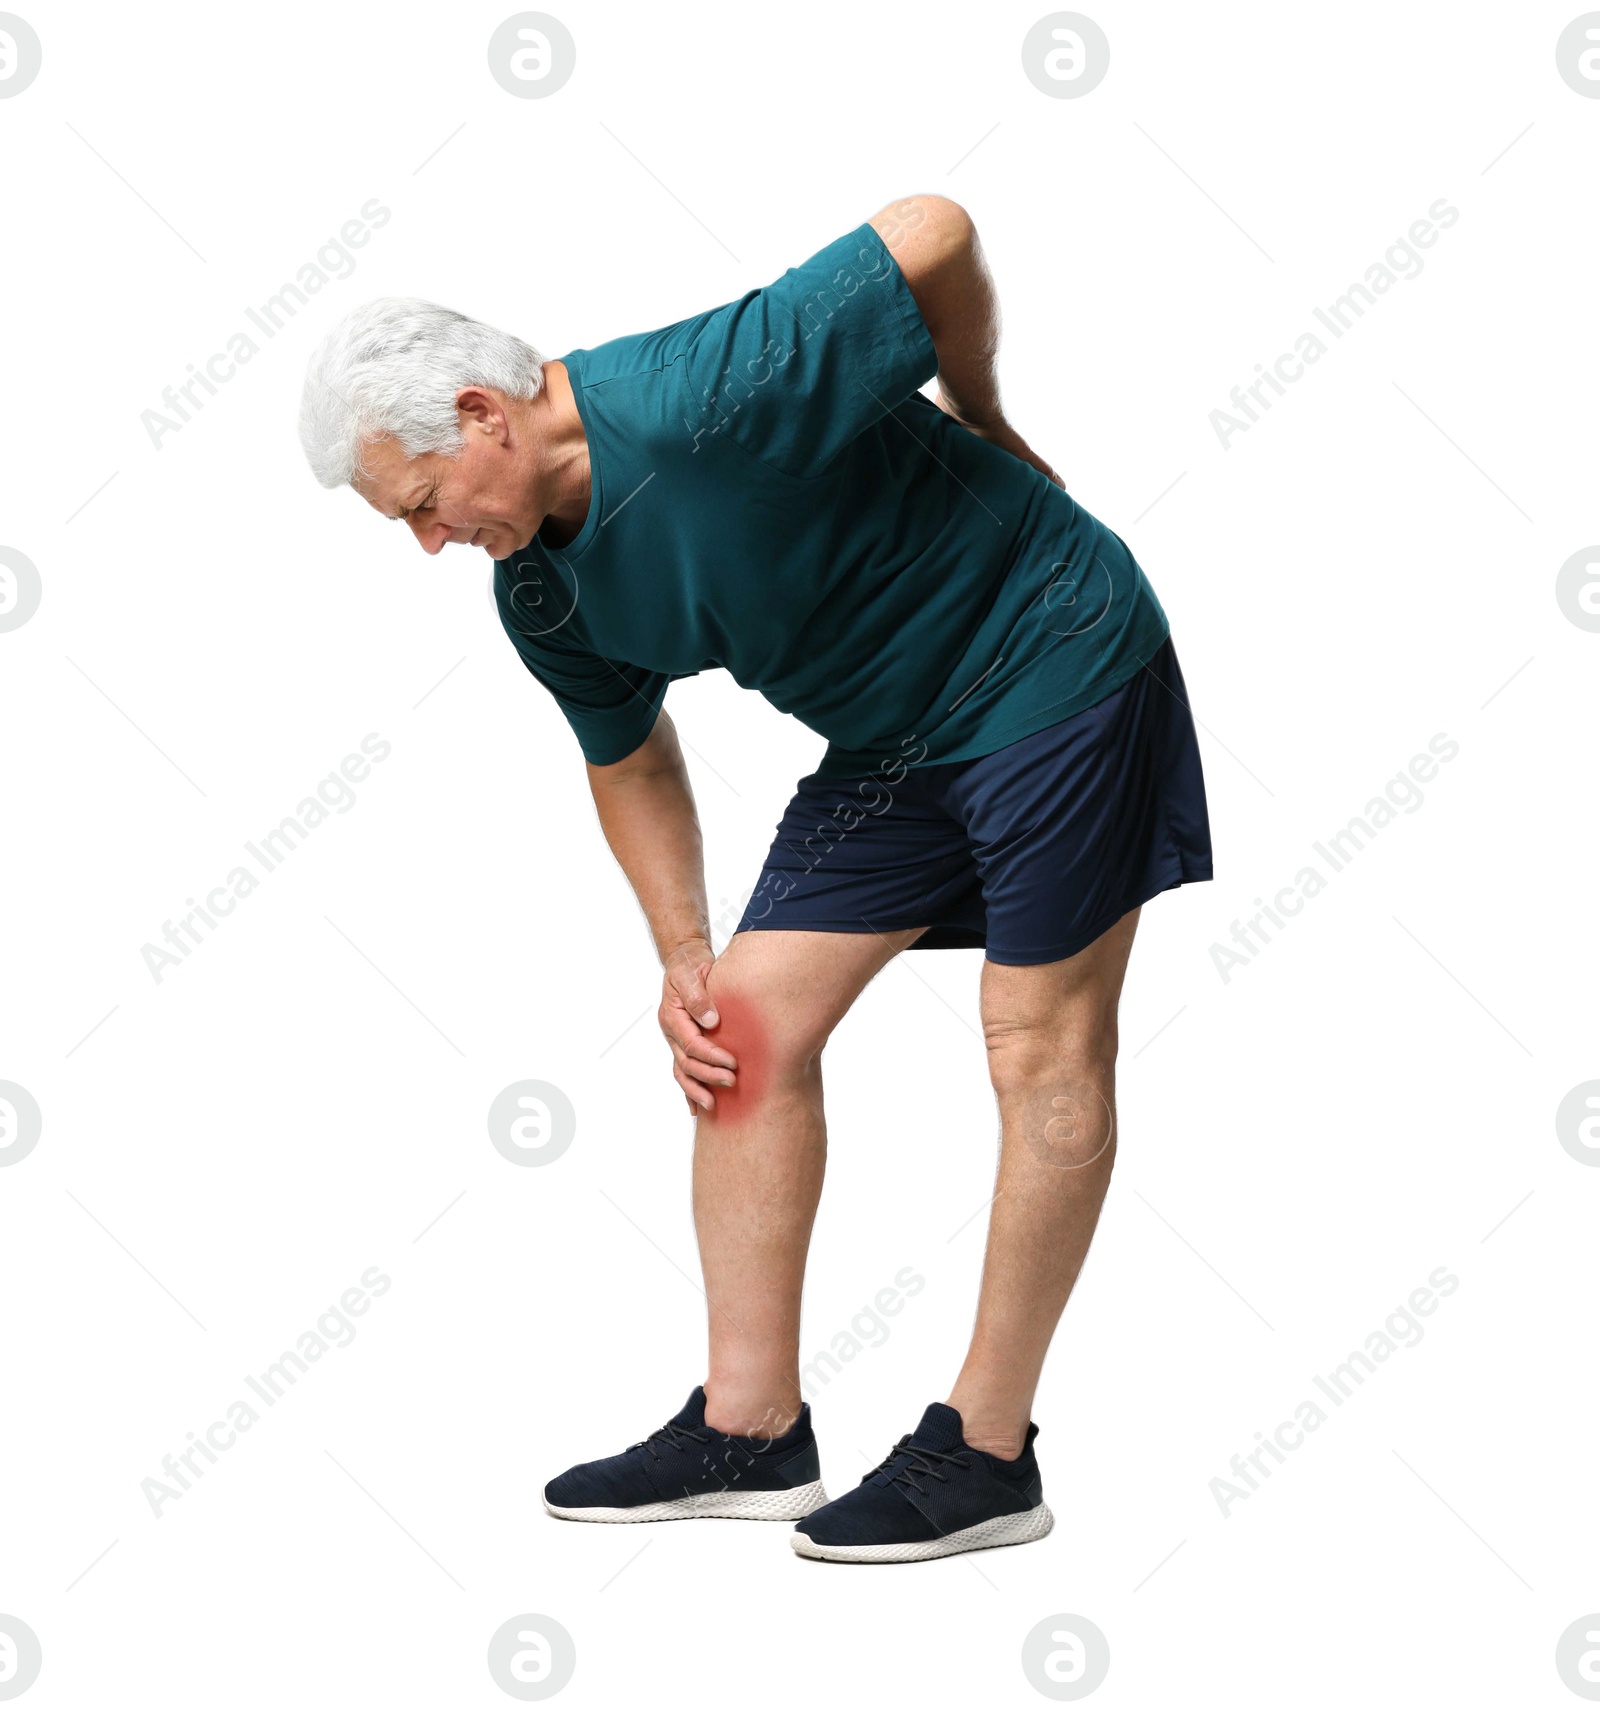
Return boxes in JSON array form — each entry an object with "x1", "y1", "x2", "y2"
[{"x1": 353, "y1": 417, "x2": 538, "y2": 561}]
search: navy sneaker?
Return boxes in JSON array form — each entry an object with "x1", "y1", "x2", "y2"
[
  {"x1": 791, "y1": 1402, "x2": 1053, "y2": 1562},
  {"x1": 542, "y1": 1387, "x2": 827, "y2": 1522}
]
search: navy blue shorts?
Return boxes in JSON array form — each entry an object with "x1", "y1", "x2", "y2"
[{"x1": 733, "y1": 636, "x2": 1213, "y2": 965}]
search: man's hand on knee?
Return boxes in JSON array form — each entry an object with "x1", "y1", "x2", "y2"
[{"x1": 659, "y1": 937, "x2": 737, "y2": 1114}]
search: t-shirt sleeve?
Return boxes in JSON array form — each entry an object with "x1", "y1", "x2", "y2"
[
  {"x1": 494, "y1": 569, "x2": 668, "y2": 766},
  {"x1": 683, "y1": 220, "x2": 940, "y2": 478}
]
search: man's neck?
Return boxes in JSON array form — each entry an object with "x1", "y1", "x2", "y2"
[{"x1": 532, "y1": 359, "x2": 591, "y2": 547}]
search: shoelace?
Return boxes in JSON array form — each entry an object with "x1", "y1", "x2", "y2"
[
  {"x1": 867, "y1": 1435, "x2": 973, "y2": 1496},
  {"x1": 629, "y1": 1420, "x2": 711, "y2": 1463}
]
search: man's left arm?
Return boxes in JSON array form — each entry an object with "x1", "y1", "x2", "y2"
[{"x1": 870, "y1": 195, "x2": 1065, "y2": 489}]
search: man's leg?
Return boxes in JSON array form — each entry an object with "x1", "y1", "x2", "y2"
[
  {"x1": 694, "y1": 926, "x2": 923, "y2": 1437},
  {"x1": 946, "y1": 906, "x2": 1141, "y2": 1458}
]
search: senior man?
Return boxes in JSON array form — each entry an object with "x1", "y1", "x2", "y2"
[{"x1": 298, "y1": 196, "x2": 1212, "y2": 1563}]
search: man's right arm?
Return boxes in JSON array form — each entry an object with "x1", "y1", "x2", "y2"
[{"x1": 585, "y1": 711, "x2": 738, "y2": 1113}]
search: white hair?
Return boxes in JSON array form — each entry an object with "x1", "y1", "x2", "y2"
[{"x1": 297, "y1": 297, "x2": 544, "y2": 489}]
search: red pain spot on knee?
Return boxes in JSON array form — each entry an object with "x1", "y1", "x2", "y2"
[{"x1": 703, "y1": 987, "x2": 769, "y2": 1121}]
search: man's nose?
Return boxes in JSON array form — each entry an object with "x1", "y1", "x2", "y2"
[{"x1": 409, "y1": 517, "x2": 450, "y2": 555}]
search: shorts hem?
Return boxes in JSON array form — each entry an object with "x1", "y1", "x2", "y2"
[
  {"x1": 732, "y1": 918, "x2": 933, "y2": 940},
  {"x1": 980, "y1": 863, "x2": 1213, "y2": 968},
  {"x1": 732, "y1": 862, "x2": 1213, "y2": 964}
]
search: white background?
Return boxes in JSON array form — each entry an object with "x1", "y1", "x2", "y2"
[{"x1": 2, "y1": 1, "x2": 1596, "y2": 1707}]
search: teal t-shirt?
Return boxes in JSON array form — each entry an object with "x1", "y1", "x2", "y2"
[{"x1": 494, "y1": 220, "x2": 1170, "y2": 778}]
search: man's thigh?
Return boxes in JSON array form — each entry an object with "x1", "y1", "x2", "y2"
[
  {"x1": 980, "y1": 906, "x2": 1142, "y2": 1050},
  {"x1": 978, "y1": 909, "x2": 1140, "y2": 1167}
]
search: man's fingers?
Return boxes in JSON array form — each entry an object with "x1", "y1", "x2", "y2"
[
  {"x1": 684, "y1": 1057, "x2": 734, "y2": 1088},
  {"x1": 660, "y1": 953, "x2": 730, "y2": 1111},
  {"x1": 670, "y1": 1041, "x2": 735, "y2": 1088},
  {"x1": 673, "y1": 1064, "x2": 715, "y2": 1112},
  {"x1": 681, "y1": 1028, "x2": 736, "y2": 1073},
  {"x1": 667, "y1": 1007, "x2": 736, "y2": 1071},
  {"x1": 672, "y1": 963, "x2": 720, "y2": 1030}
]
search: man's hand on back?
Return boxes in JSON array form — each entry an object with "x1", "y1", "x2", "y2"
[
  {"x1": 659, "y1": 936, "x2": 737, "y2": 1115},
  {"x1": 869, "y1": 196, "x2": 1065, "y2": 494},
  {"x1": 935, "y1": 392, "x2": 1065, "y2": 490}
]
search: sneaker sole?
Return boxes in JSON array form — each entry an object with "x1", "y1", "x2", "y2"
[
  {"x1": 790, "y1": 1500, "x2": 1054, "y2": 1563},
  {"x1": 543, "y1": 1478, "x2": 829, "y2": 1524}
]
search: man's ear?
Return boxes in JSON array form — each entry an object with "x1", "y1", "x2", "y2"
[{"x1": 456, "y1": 387, "x2": 510, "y2": 442}]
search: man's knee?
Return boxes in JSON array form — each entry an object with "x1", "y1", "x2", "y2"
[
  {"x1": 984, "y1": 1016, "x2": 1118, "y2": 1171},
  {"x1": 983, "y1": 1007, "x2": 1117, "y2": 1093},
  {"x1": 705, "y1": 959, "x2": 831, "y2": 1089}
]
